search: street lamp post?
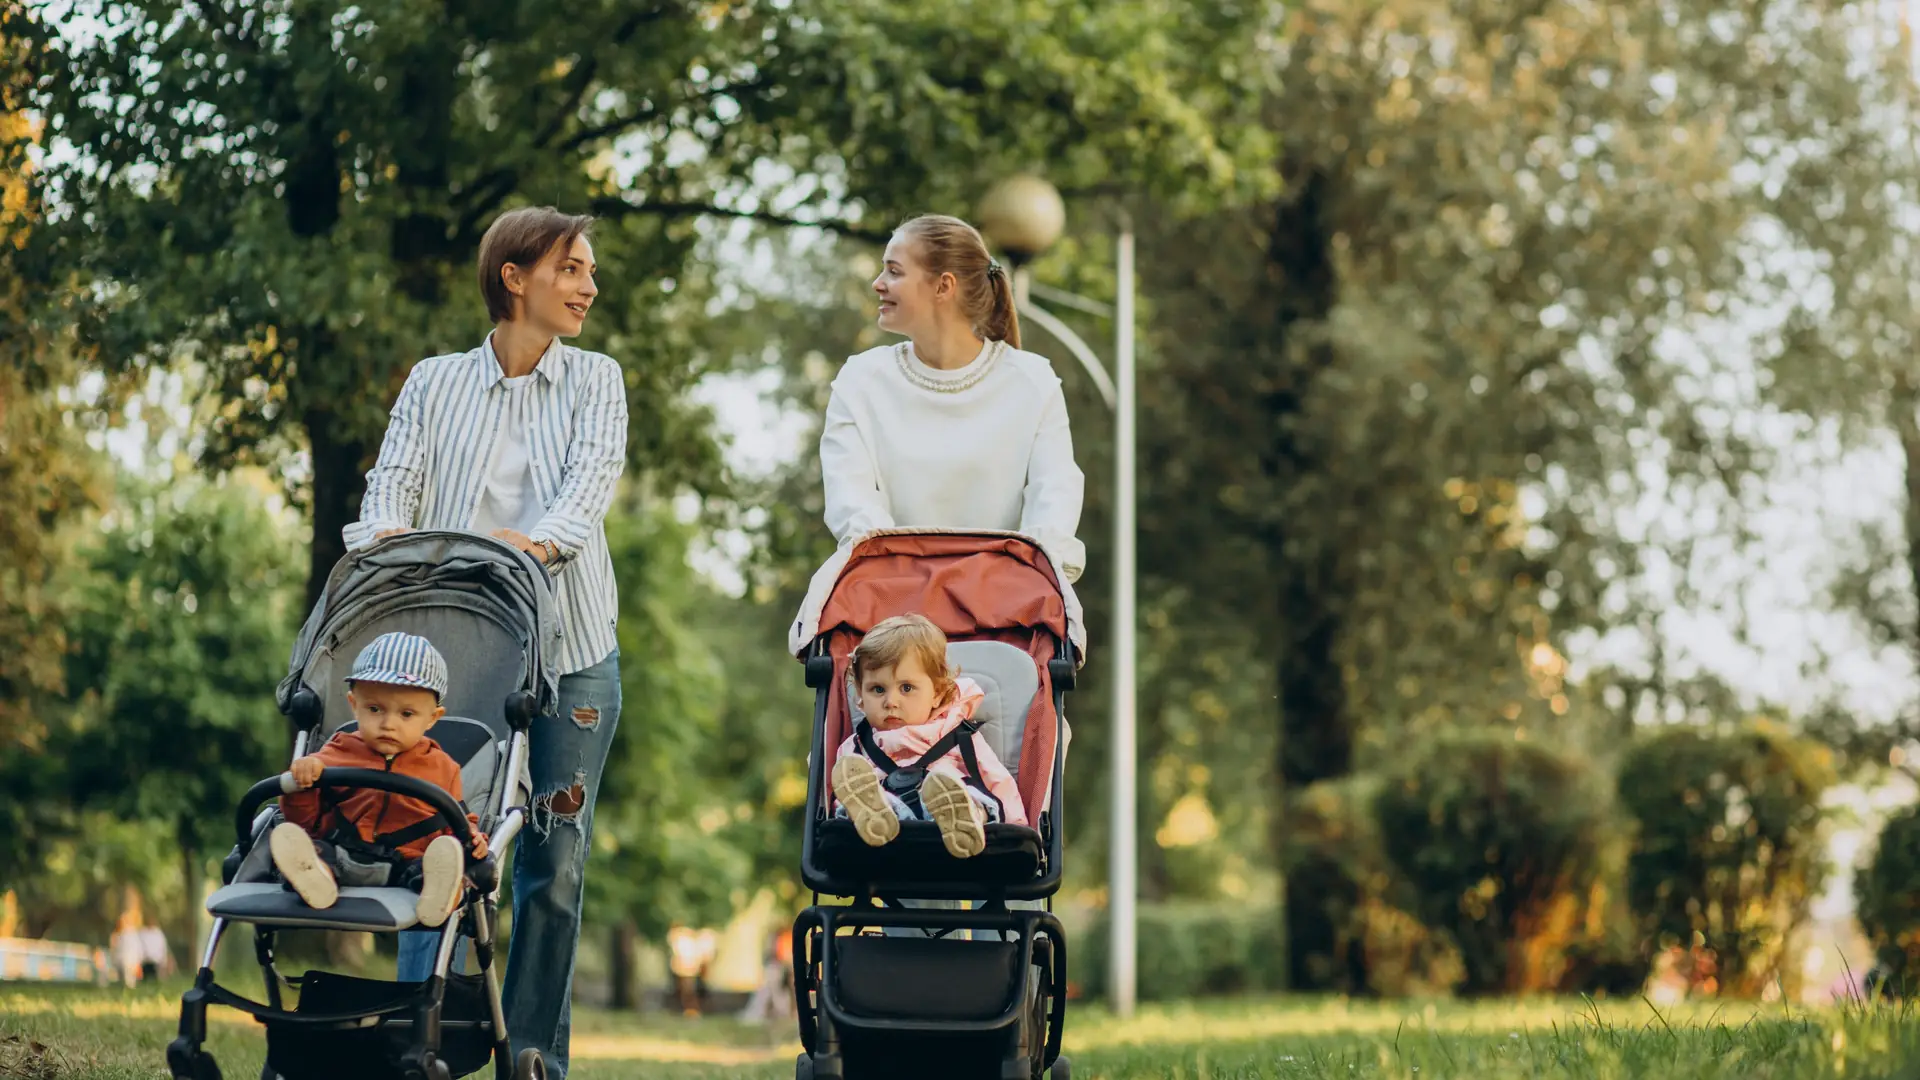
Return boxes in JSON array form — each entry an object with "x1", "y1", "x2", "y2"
[{"x1": 980, "y1": 175, "x2": 1138, "y2": 1018}]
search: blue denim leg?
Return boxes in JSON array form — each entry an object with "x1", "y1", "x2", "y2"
[
  {"x1": 396, "y1": 927, "x2": 465, "y2": 980},
  {"x1": 500, "y1": 649, "x2": 622, "y2": 1080}
]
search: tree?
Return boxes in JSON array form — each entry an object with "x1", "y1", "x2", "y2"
[
  {"x1": 584, "y1": 502, "x2": 818, "y2": 1005},
  {"x1": 1121, "y1": 0, "x2": 1903, "y2": 985},
  {"x1": 1740, "y1": 8, "x2": 1920, "y2": 762},
  {"x1": 0, "y1": 9, "x2": 104, "y2": 748},
  {"x1": 0, "y1": 7, "x2": 111, "y2": 887},
  {"x1": 53, "y1": 476, "x2": 301, "y2": 953},
  {"x1": 33, "y1": 0, "x2": 1276, "y2": 606},
  {"x1": 1618, "y1": 722, "x2": 1834, "y2": 997},
  {"x1": 653, "y1": 4, "x2": 1914, "y2": 992},
  {"x1": 588, "y1": 507, "x2": 749, "y2": 939}
]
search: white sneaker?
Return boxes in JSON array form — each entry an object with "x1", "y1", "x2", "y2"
[
  {"x1": 270, "y1": 823, "x2": 339, "y2": 909},
  {"x1": 921, "y1": 771, "x2": 986, "y2": 858},
  {"x1": 832, "y1": 755, "x2": 900, "y2": 847},
  {"x1": 415, "y1": 834, "x2": 465, "y2": 928}
]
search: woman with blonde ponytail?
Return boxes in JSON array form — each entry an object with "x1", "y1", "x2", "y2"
[{"x1": 818, "y1": 213, "x2": 1087, "y2": 582}]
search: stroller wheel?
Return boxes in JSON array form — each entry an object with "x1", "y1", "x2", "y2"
[
  {"x1": 1050, "y1": 1057, "x2": 1070, "y2": 1080},
  {"x1": 512, "y1": 1048, "x2": 547, "y2": 1080},
  {"x1": 794, "y1": 1052, "x2": 814, "y2": 1080}
]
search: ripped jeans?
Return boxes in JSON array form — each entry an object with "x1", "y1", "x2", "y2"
[{"x1": 396, "y1": 648, "x2": 621, "y2": 1080}]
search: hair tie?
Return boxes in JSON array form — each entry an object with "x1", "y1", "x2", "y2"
[{"x1": 987, "y1": 258, "x2": 1005, "y2": 279}]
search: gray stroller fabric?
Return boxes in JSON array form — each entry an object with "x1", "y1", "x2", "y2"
[
  {"x1": 277, "y1": 530, "x2": 561, "y2": 745},
  {"x1": 217, "y1": 532, "x2": 558, "y2": 932}
]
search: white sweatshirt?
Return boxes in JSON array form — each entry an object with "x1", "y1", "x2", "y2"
[{"x1": 819, "y1": 339, "x2": 1087, "y2": 582}]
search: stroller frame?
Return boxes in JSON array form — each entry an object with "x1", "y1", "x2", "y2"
[
  {"x1": 787, "y1": 532, "x2": 1079, "y2": 1080},
  {"x1": 168, "y1": 533, "x2": 556, "y2": 1080}
]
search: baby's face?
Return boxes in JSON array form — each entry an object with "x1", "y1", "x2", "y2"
[
  {"x1": 348, "y1": 682, "x2": 447, "y2": 757},
  {"x1": 857, "y1": 655, "x2": 941, "y2": 731}
]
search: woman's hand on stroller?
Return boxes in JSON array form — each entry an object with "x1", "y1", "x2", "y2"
[
  {"x1": 468, "y1": 831, "x2": 489, "y2": 859},
  {"x1": 488, "y1": 528, "x2": 552, "y2": 565},
  {"x1": 288, "y1": 755, "x2": 325, "y2": 789}
]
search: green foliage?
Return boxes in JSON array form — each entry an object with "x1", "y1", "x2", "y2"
[
  {"x1": 1074, "y1": 587, "x2": 1282, "y2": 901},
  {"x1": 1375, "y1": 731, "x2": 1610, "y2": 996},
  {"x1": 33, "y1": 0, "x2": 1277, "y2": 603},
  {"x1": 0, "y1": 475, "x2": 297, "y2": 949},
  {"x1": 1281, "y1": 775, "x2": 1464, "y2": 998},
  {"x1": 54, "y1": 477, "x2": 300, "y2": 856},
  {"x1": 588, "y1": 507, "x2": 744, "y2": 939},
  {"x1": 699, "y1": 0, "x2": 1920, "y2": 994},
  {"x1": 0, "y1": 282, "x2": 104, "y2": 886},
  {"x1": 680, "y1": 581, "x2": 817, "y2": 904},
  {"x1": 1858, "y1": 804, "x2": 1920, "y2": 998},
  {"x1": 0, "y1": 8, "x2": 109, "y2": 769},
  {"x1": 1109, "y1": 0, "x2": 1913, "y2": 980},
  {"x1": 1617, "y1": 722, "x2": 1834, "y2": 997},
  {"x1": 586, "y1": 505, "x2": 813, "y2": 940},
  {"x1": 1074, "y1": 901, "x2": 1288, "y2": 1003},
  {"x1": 3, "y1": 813, "x2": 186, "y2": 943}
]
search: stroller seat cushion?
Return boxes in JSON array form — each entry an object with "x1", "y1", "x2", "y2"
[
  {"x1": 944, "y1": 641, "x2": 1042, "y2": 777},
  {"x1": 206, "y1": 882, "x2": 424, "y2": 932}
]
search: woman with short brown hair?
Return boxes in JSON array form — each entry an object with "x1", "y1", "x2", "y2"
[{"x1": 346, "y1": 205, "x2": 625, "y2": 1080}]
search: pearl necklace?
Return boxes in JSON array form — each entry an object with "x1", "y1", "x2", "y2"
[{"x1": 894, "y1": 340, "x2": 1003, "y2": 395}]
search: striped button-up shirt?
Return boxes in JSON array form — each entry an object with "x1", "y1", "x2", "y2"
[{"x1": 343, "y1": 336, "x2": 628, "y2": 675}]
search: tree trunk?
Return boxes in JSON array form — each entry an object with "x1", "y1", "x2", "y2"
[
  {"x1": 305, "y1": 406, "x2": 369, "y2": 609},
  {"x1": 610, "y1": 920, "x2": 638, "y2": 1010},
  {"x1": 1274, "y1": 557, "x2": 1356, "y2": 991},
  {"x1": 1898, "y1": 381, "x2": 1920, "y2": 672},
  {"x1": 1251, "y1": 165, "x2": 1353, "y2": 992}
]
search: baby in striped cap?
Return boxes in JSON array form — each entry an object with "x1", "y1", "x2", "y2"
[{"x1": 269, "y1": 632, "x2": 487, "y2": 928}]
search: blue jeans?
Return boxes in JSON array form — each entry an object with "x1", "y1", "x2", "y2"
[{"x1": 397, "y1": 649, "x2": 622, "y2": 1080}]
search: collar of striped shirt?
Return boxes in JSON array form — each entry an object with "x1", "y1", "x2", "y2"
[
  {"x1": 480, "y1": 332, "x2": 566, "y2": 386},
  {"x1": 343, "y1": 336, "x2": 629, "y2": 676}
]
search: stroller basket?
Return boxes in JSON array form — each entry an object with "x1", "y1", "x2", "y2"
[{"x1": 263, "y1": 971, "x2": 494, "y2": 1080}]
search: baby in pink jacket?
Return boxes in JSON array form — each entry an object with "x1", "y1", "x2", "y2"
[{"x1": 832, "y1": 614, "x2": 1028, "y2": 858}]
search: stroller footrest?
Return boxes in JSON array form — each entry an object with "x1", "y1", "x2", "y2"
[
  {"x1": 833, "y1": 936, "x2": 1020, "y2": 1022},
  {"x1": 816, "y1": 820, "x2": 1043, "y2": 886},
  {"x1": 207, "y1": 883, "x2": 421, "y2": 931}
]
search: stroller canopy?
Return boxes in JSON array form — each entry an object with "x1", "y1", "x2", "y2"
[
  {"x1": 789, "y1": 529, "x2": 1087, "y2": 662},
  {"x1": 277, "y1": 531, "x2": 561, "y2": 737}
]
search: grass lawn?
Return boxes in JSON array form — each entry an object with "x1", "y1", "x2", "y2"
[{"x1": 3, "y1": 979, "x2": 1918, "y2": 1079}]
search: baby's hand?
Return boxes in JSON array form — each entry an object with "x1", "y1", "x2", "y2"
[
  {"x1": 290, "y1": 756, "x2": 324, "y2": 788},
  {"x1": 469, "y1": 833, "x2": 489, "y2": 860}
]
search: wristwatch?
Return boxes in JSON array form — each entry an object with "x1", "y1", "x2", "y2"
[{"x1": 539, "y1": 538, "x2": 560, "y2": 565}]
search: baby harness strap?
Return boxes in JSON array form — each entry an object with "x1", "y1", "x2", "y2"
[
  {"x1": 313, "y1": 785, "x2": 452, "y2": 864},
  {"x1": 852, "y1": 718, "x2": 1007, "y2": 821},
  {"x1": 375, "y1": 816, "x2": 454, "y2": 850}
]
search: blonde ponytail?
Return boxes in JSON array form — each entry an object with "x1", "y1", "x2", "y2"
[{"x1": 983, "y1": 262, "x2": 1021, "y2": 349}]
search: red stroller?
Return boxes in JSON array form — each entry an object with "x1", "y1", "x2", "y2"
[{"x1": 788, "y1": 531, "x2": 1081, "y2": 1080}]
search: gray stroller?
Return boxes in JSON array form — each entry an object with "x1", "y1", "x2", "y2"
[{"x1": 169, "y1": 532, "x2": 557, "y2": 1080}]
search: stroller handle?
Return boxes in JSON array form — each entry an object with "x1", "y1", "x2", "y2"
[{"x1": 234, "y1": 768, "x2": 478, "y2": 861}]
